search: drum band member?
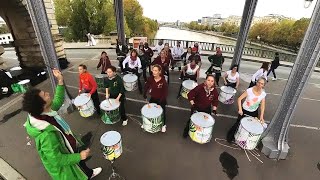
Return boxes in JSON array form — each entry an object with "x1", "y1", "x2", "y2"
[
  {"x1": 143, "y1": 64, "x2": 168, "y2": 132},
  {"x1": 104, "y1": 66, "x2": 128, "y2": 126},
  {"x1": 222, "y1": 64, "x2": 240, "y2": 89},
  {"x1": 183, "y1": 75, "x2": 219, "y2": 138},
  {"x1": 205, "y1": 47, "x2": 224, "y2": 86},
  {"x1": 188, "y1": 47, "x2": 201, "y2": 67},
  {"x1": 226, "y1": 77, "x2": 266, "y2": 143},
  {"x1": 177, "y1": 58, "x2": 200, "y2": 99},
  {"x1": 143, "y1": 42, "x2": 154, "y2": 80},
  {"x1": 151, "y1": 50, "x2": 170, "y2": 83},
  {"x1": 180, "y1": 47, "x2": 192, "y2": 66},
  {"x1": 122, "y1": 49, "x2": 143, "y2": 94},
  {"x1": 22, "y1": 69, "x2": 102, "y2": 180},
  {"x1": 96, "y1": 51, "x2": 111, "y2": 74},
  {"x1": 78, "y1": 64, "x2": 101, "y2": 115},
  {"x1": 116, "y1": 40, "x2": 129, "y2": 72},
  {"x1": 249, "y1": 62, "x2": 269, "y2": 88}
]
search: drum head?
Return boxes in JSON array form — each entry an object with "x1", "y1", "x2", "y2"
[
  {"x1": 241, "y1": 117, "x2": 264, "y2": 134},
  {"x1": 221, "y1": 86, "x2": 236, "y2": 94},
  {"x1": 141, "y1": 103, "x2": 163, "y2": 119},
  {"x1": 18, "y1": 79, "x2": 30, "y2": 85},
  {"x1": 123, "y1": 74, "x2": 138, "y2": 83},
  {"x1": 182, "y1": 80, "x2": 197, "y2": 90},
  {"x1": 95, "y1": 75, "x2": 105, "y2": 78},
  {"x1": 191, "y1": 112, "x2": 215, "y2": 128},
  {"x1": 74, "y1": 93, "x2": 90, "y2": 106},
  {"x1": 100, "y1": 99, "x2": 120, "y2": 111},
  {"x1": 100, "y1": 131, "x2": 121, "y2": 146},
  {"x1": 10, "y1": 66, "x2": 22, "y2": 71}
]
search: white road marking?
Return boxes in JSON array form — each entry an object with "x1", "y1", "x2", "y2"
[
  {"x1": 0, "y1": 158, "x2": 26, "y2": 180},
  {"x1": 64, "y1": 85, "x2": 320, "y2": 131}
]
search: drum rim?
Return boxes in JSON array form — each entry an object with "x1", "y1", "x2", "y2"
[
  {"x1": 74, "y1": 93, "x2": 91, "y2": 106},
  {"x1": 100, "y1": 99, "x2": 120, "y2": 110},
  {"x1": 182, "y1": 80, "x2": 197, "y2": 89},
  {"x1": 240, "y1": 117, "x2": 264, "y2": 135},
  {"x1": 220, "y1": 86, "x2": 237, "y2": 94},
  {"x1": 190, "y1": 112, "x2": 215, "y2": 127},
  {"x1": 100, "y1": 131, "x2": 121, "y2": 146},
  {"x1": 18, "y1": 79, "x2": 30, "y2": 84},
  {"x1": 141, "y1": 103, "x2": 163, "y2": 118},
  {"x1": 123, "y1": 74, "x2": 138, "y2": 82}
]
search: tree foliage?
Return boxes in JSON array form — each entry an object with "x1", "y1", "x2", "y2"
[
  {"x1": 0, "y1": 25, "x2": 9, "y2": 34},
  {"x1": 187, "y1": 21, "x2": 217, "y2": 31},
  {"x1": 53, "y1": 0, "x2": 72, "y2": 26}
]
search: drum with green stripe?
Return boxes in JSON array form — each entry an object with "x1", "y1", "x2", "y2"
[
  {"x1": 100, "y1": 131, "x2": 122, "y2": 161},
  {"x1": 141, "y1": 103, "x2": 163, "y2": 133},
  {"x1": 100, "y1": 99, "x2": 120, "y2": 124},
  {"x1": 95, "y1": 75, "x2": 106, "y2": 89},
  {"x1": 189, "y1": 112, "x2": 215, "y2": 144}
]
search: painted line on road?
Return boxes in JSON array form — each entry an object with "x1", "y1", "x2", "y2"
[
  {"x1": 65, "y1": 85, "x2": 320, "y2": 131},
  {"x1": 0, "y1": 158, "x2": 26, "y2": 180},
  {"x1": 266, "y1": 92, "x2": 320, "y2": 102}
]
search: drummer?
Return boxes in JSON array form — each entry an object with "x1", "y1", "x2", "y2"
[
  {"x1": 151, "y1": 50, "x2": 170, "y2": 83},
  {"x1": 222, "y1": 64, "x2": 240, "y2": 89},
  {"x1": 143, "y1": 64, "x2": 168, "y2": 132},
  {"x1": 177, "y1": 58, "x2": 200, "y2": 99},
  {"x1": 78, "y1": 64, "x2": 101, "y2": 115},
  {"x1": 226, "y1": 77, "x2": 266, "y2": 143},
  {"x1": 104, "y1": 66, "x2": 128, "y2": 126},
  {"x1": 122, "y1": 49, "x2": 143, "y2": 94},
  {"x1": 183, "y1": 75, "x2": 219, "y2": 138}
]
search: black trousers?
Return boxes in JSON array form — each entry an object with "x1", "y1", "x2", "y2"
[
  {"x1": 149, "y1": 97, "x2": 167, "y2": 125},
  {"x1": 123, "y1": 67, "x2": 143, "y2": 93},
  {"x1": 183, "y1": 106, "x2": 211, "y2": 137},
  {"x1": 85, "y1": 90, "x2": 101, "y2": 115},
  {"x1": 248, "y1": 81, "x2": 256, "y2": 88},
  {"x1": 267, "y1": 68, "x2": 277, "y2": 78},
  {"x1": 226, "y1": 108, "x2": 259, "y2": 142},
  {"x1": 110, "y1": 95, "x2": 127, "y2": 121},
  {"x1": 225, "y1": 80, "x2": 237, "y2": 89},
  {"x1": 79, "y1": 160, "x2": 93, "y2": 179}
]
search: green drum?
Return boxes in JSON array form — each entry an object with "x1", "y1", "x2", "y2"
[
  {"x1": 141, "y1": 103, "x2": 163, "y2": 133},
  {"x1": 11, "y1": 79, "x2": 31, "y2": 93},
  {"x1": 100, "y1": 99, "x2": 120, "y2": 124},
  {"x1": 95, "y1": 74, "x2": 106, "y2": 89}
]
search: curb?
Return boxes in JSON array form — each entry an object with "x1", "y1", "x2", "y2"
[{"x1": 0, "y1": 158, "x2": 26, "y2": 180}]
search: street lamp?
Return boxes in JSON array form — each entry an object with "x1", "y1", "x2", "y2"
[{"x1": 304, "y1": 0, "x2": 313, "y2": 8}]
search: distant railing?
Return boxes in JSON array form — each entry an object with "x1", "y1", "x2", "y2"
[{"x1": 147, "y1": 38, "x2": 299, "y2": 64}]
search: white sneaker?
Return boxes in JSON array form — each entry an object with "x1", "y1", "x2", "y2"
[
  {"x1": 91, "y1": 167, "x2": 102, "y2": 179},
  {"x1": 272, "y1": 77, "x2": 277, "y2": 81},
  {"x1": 122, "y1": 120, "x2": 128, "y2": 126},
  {"x1": 141, "y1": 124, "x2": 144, "y2": 129},
  {"x1": 161, "y1": 125, "x2": 167, "y2": 133}
]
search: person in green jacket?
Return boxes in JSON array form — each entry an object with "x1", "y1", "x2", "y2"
[
  {"x1": 22, "y1": 69, "x2": 102, "y2": 180},
  {"x1": 104, "y1": 66, "x2": 128, "y2": 126}
]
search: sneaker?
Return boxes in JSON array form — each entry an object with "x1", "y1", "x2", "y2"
[
  {"x1": 122, "y1": 120, "x2": 128, "y2": 126},
  {"x1": 161, "y1": 125, "x2": 167, "y2": 132},
  {"x1": 272, "y1": 77, "x2": 277, "y2": 81},
  {"x1": 91, "y1": 167, "x2": 102, "y2": 179},
  {"x1": 141, "y1": 125, "x2": 144, "y2": 129}
]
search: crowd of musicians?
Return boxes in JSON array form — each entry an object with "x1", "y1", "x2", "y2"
[{"x1": 21, "y1": 40, "x2": 280, "y2": 179}]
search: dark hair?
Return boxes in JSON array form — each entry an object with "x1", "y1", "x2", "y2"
[
  {"x1": 107, "y1": 65, "x2": 117, "y2": 72},
  {"x1": 275, "y1": 52, "x2": 279, "y2": 56},
  {"x1": 22, "y1": 89, "x2": 45, "y2": 117},
  {"x1": 230, "y1": 64, "x2": 239, "y2": 71},
  {"x1": 79, "y1": 64, "x2": 87, "y2": 70},
  {"x1": 261, "y1": 62, "x2": 269, "y2": 71},
  {"x1": 130, "y1": 49, "x2": 138, "y2": 57},
  {"x1": 206, "y1": 74, "x2": 215, "y2": 80},
  {"x1": 101, "y1": 51, "x2": 107, "y2": 56},
  {"x1": 152, "y1": 64, "x2": 162, "y2": 75}
]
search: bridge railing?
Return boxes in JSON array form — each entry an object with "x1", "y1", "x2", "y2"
[{"x1": 147, "y1": 38, "x2": 298, "y2": 64}]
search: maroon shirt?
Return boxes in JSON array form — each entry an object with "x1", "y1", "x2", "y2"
[
  {"x1": 187, "y1": 83, "x2": 219, "y2": 110},
  {"x1": 144, "y1": 76, "x2": 168, "y2": 102},
  {"x1": 152, "y1": 56, "x2": 170, "y2": 74},
  {"x1": 97, "y1": 56, "x2": 111, "y2": 73}
]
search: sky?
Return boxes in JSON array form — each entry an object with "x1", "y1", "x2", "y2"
[{"x1": 137, "y1": 0, "x2": 317, "y2": 22}]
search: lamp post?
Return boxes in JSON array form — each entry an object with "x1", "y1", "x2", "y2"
[{"x1": 26, "y1": 0, "x2": 73, "y2": 114}]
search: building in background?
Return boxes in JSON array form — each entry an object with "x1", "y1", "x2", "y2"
[
  {"x1": 201, "y1": 14, "x2": 223, "y2": 26},
  {"x1": 0, "y1": 33, "x2": 13, "y2": 44}
]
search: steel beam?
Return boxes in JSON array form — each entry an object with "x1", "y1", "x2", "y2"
[
  {"x1": 114, "y1": 0, "x2": 126, "y2": 45},
  {"x1": 262, "y1": 0, "x2": 320, "y2": 159}
]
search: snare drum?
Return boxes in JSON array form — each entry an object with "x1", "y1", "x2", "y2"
[
  {"x1": 218, "y1": 86, "x2": 237, "y2": 104},
  {"x1": 100, "y1": 99, "x2": 120, "y2": 124},
  {"x1": 73, "y1": 93, "x2": 95, "y2": 117},
  {"x1": 95, "y1": 74, "x2": 106, "y2": 89},
  {"x1": 189, "y1": 112, "x2": 215, "y2": 144},
  {"x1": 16, "y1": 79, "x2": 31, "y2": 93},
  {"x1": 234, "y1": 117, "x2": 264, "y2": 150},
  {"x1": 100, "y1": 131, "x2": 122, "y2": 161},
  {"x1": 141, "y1": 103, "x2": 163, "y2": 133},
  {"x1": 123, "y1": 74, "x2": 138, "y2": 91},
  {"x1": 181, "y1": 80, "x2": 198, "y2": 99}
]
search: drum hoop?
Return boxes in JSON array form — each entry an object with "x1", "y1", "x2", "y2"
[
  {"x1": 101, "y1": 132, "x2": 121, "y2": 146},
  {"x1": 74, "y1": 95, "x2": 91, "y2": 106},
  {"x1": 141, "y1": 104, "x2": 163, "y2": 118},
  {"x1": 239, "y1": 119, "x2": 264, "y2": 135},
  {"x1": 190, "y1": 113, "x2": 215, "y2": 128},
  {"x1": 123, "y1": 74, "x2": 138, "y2": 83}
]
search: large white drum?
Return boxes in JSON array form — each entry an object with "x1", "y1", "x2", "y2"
[
  {"x1": 218, "y1": 86, "x2": 237, "y2": 104},
  {"x1": 189, "y1": 112, "x2": 215, "y2": 144},
  {"x1": 73, "y1": 93, "x2": 95, "y2": 117},
  {"x1": 100, "y1": 99, "x2": 120, "y2": 124},
  {"x1": 123, "y1": 74, "x2": 138, "y2": 91},
  {"x1": 235, "y1": 117, "x2": 264, "y2": 150},
  {"x1": 180, "y1": 80, "x2": 198, "y2": 99},
  {"x1": 141, "y1": 103, "x2": 163, "y2": 133},
  {"x1": 100, "y1": 131, "x2": 122, "y2": 161}
]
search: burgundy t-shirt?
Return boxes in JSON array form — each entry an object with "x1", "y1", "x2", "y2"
[{"x1": 187, "y1": 83, "x2": 219, "y2": 110}]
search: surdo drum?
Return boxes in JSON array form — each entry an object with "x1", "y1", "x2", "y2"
[
  {"x1": 100, "y1": 131, "x2": 122, "y2": 161},
  {"x1": 100, "y1": 99, "x2": 120, "y2": 124},
  {"x1": 73, "y1": 93, "x2": 95, "y2": 117},
  {"x1": 141, "y1": 103, "x2": 164, "y2": 133},
  {"x1": 123, "y1": 74, "x2": 138, "y2": 91},
  {"x1": 180, "y1": 80, "x2": 198, "y2": 99},
  {"x1": 189, "y1": 112, "x2": 215, "y2": 144},
  {"x1": 218, "y1": 86, "x2": 237, "y2": 104},
  {"x1": 95, "y1": 74, "x2": 106, "y2": 89}
]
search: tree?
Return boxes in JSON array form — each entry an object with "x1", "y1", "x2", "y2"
[
  {"x1": 53, "y1": 0, "x2": 72, "y2": 26},
  {"x1": 271, "y1": 19, "x2": 295, "y2": 46},
  {"x1": 69, "y1": 0, "x2": 90, "y2": 41},
  {"x1": 288, "y1": 18, "x2": 310, "y2": 49},
  {"x1": 85, "y1": 0, "x2": 108, "y2": 34},
  {"x1": 123, "y1": 0, "x2": 143, "y2": 35},
  {"x1": 0, "y1": 25, "x2": 9, "y2": 34}
]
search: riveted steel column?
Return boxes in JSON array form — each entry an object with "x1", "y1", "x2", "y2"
[
  {"x1": 230, "y1": 0, "x2": 258, "y2": 69},
  {"x1": 26, "y1": 0, "x2": 73, "y2": 114},
  {"x1": 262, "y1": 0, "x2": 320, "y2": 159},
  {"x1": 114, "y1": 0, "x2": 126, "y2": 45}
]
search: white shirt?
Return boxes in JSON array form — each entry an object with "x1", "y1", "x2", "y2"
[
  {"x1": 154, "y1": 44, "x2": 164, "y2": 54},
  {"x1": 172, "y1": 46, "x2": 184, "y2": 57},
  {"x1": 186, "y1": 64, "x2": 199, "y2": 75},
  {"x1": 226, "y1": 70, "x2": 240, "y2": 83},
  {"x1": 251, "y1": 68, "x2": 268, "y2": 82},
  {"x1": 122, "y1": 56, "x2": 142, "y2": 69},
  {"x1": 242, "y1": 88, "x2": 266, "y2": 112}
]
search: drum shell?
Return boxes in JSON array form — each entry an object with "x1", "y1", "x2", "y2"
[
  {"x1": 123, "y1": 74, "x2": 138, "y2": 91},
  {"x1": 218, "y1": 86, "x2": 236, "y2": 104},
  {"x1": 100, "y1": 99, "x2": 121, "y2": 124},
  {"x1": 95, "y1": 75, "x2": 106, "y2": 89},
  {"x1": 189, "y1": 112, "x2": 215, "y2": 144},
  {"x1": 74, "y1": 94, "x2": 95, "y2": 117},
  {"x1": 141, "y1": 103, "x2": 164, "y2": 133},
  {"x1": 180, "y1": 80, "x2": 197, "y2": 99},
  {"x1": 102, "y1": 140, "x2": 122, "y2": 161}
]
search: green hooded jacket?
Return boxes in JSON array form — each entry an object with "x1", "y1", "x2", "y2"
[{"x1": 24, "y1": 85, "x2": 88, "y2": 180}]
